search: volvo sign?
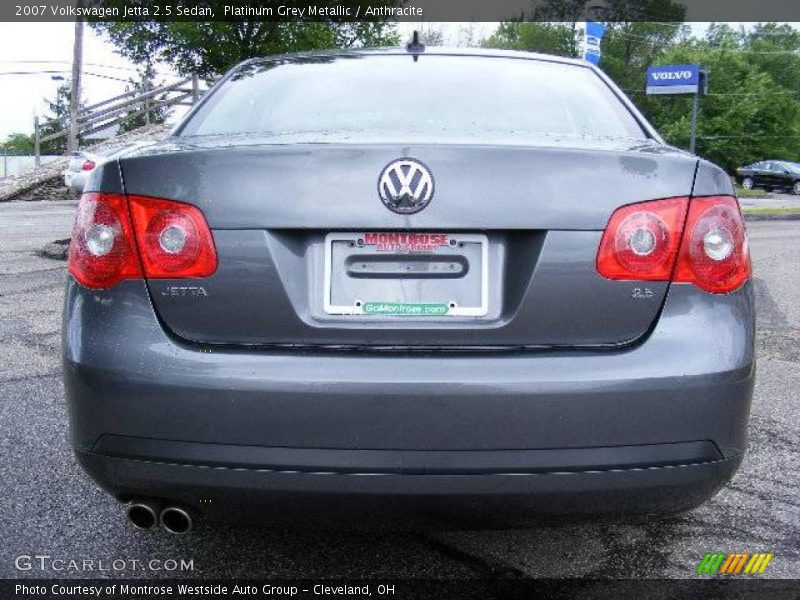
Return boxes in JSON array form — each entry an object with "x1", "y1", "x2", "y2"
[
  {"x1": 645, "y1": 64, "x2": 709, "y2": 154},
  {"x1": 646, "y1": 64, "x2": 701, "y2": 95}
]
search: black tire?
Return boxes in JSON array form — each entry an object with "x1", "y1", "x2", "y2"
[{"x1": 793, "y1": 180, "x2": 800, "y2": 196}]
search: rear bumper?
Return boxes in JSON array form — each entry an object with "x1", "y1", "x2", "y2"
[
  {"x1": 63, "y1": 277, "x2": 755, "y2": 519},
  {"x1": 76, "y1": 445, "x2": 741, "y2": 524}
]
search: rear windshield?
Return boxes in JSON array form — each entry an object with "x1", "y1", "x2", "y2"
[{"x1": 179, "y1": 54, "x2": 647, "y2": 143}]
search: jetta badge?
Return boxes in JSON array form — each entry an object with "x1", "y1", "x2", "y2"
[{"x1": 377, "y1": 158, "x2": 435, "y2": 214}]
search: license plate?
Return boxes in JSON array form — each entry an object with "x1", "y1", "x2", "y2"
[{"x1": 323, "y1": 232, "x2": 488, "y2": 316}]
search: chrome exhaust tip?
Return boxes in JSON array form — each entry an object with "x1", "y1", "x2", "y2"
[
  {"x1": 126, "y1": 502, "x2": 158, "y2": 531},
  {"x1": 159, "y1": 506, "x2": 193, "y2": 535}
]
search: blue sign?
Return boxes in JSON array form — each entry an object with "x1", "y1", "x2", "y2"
[
  {"x1": 646, "y1": 64, "x2": 701, "y2": 95},
  {"x1": 584, "y1": 21, "x2": 606, "y2": 65}
]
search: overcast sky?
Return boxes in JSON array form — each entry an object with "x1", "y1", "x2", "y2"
[
  {"x1": 0, "y1": 21, "x2": 790, "y2": 141},
  {"x1": 0, "y1": 23, "x2": 179, "y2": 140}
]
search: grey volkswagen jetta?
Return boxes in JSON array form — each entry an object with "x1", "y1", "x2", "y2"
[{"x1": 63, "y1": 47, "x2": 754, "y2": 533}]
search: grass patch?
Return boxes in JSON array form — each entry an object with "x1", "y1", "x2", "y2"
[
  {"x1": 735, "y1": 187, "x2": 771, "y2": 197},
  {"x1": 742, "y1": 207, "x2": 800, "y2": 216}
]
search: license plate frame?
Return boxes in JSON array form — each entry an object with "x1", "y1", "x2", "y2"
[{"x1": 323, "y1": 232, "x2": 489, "y2": 317}]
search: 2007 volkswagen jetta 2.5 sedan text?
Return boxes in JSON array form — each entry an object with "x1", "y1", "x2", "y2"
[{"x1": 63, "y1": 47, "x2": 754, "y2": 534}]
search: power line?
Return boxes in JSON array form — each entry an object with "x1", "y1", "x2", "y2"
[
  {"x1": 0, "y1": 70, "x2": 68, "y2": 76},
  {"x1": 0, "y1": 60, "x2": 176, "y2": 82},
  {"x1": 0, "y1": 68, "x2": 158, "y2": 84},
  {"x1": 612, "y1": 37, "x2": 799, "y2": 54},
  {"x1": 706, "y1": 91, "x2": 800, "y2": 96},
  {"x1": 0, "y1": 60, "x2": 139, "y2": 72},
  {"x1": 747, "y1": 30, "x2": 800, "y2": 37},
  {"x1": 622, "y1": 89, "x2": 800, "y2": 97},
  {"x1": 606, "y1": 30, "x2": 800, "y2": 54},
  {"x1": 698, "y1": 135, "x2": 800, "y2": 139}
]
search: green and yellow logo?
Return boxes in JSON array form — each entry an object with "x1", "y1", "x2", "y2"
[{"x1": 697, "y1": 552, "x2": 774, "y2": 575}]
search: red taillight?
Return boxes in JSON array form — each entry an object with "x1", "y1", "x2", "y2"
[
  {"x1": 597, "y1": 195, "x2": 750, "y2": 294},
  {"x1": 81, "y1": 160, "x2": 96, "y2": 171},
  {"x1": 673, "y1": 196, "x2": 751, "y2": 294},
  {"x1": 68, "y1": 193, "x2": 142, "y2": 289},
  {"x1": 128, "y1": 195, "x2": 217, "y2": 278},
  {"x1": 597, "y1": 197, "x2": 689, "y2": 281},
  {"x1": 68, "y1": 193, "x2": 217, "y2": 289}
]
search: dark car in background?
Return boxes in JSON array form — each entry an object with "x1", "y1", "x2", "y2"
[
  {"x1": 737, "y1": 160, "x2": 800, "y2": 194},
  {"x1": 63, "y1": 48, "x2": 754, "y2": 533}
]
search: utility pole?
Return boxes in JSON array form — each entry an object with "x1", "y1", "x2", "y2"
[
  {"x1": 34, "y1": 116, "x2": 41, "y2": 167},
  {"x1": 68, "y1": 20, "x2": 83, "y2": 154}
]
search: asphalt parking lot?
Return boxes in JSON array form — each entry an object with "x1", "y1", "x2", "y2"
[{"x1": 0, "y1": 199, "x2": 797, "y2": 580}]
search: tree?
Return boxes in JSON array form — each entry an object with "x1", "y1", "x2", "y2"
[
  {"x1": 532, "y1": 0, "x2": 685, "y2": 22},
  {"x1": 600, "y1": 21, "x2": 689, "y2": 94},
  {"x1": 645, "y1": 40, "x2": 800, "y2": 170},
  {"x1": 482, "y1": 0, "x2": 686, "y2": 61},
  {"x1": 118, "y1": 62, "x2": 171, "y2": 132},
  {"x1": 93, "y1": 9, "x2": 401, "y2": 79},
  {"x1": 481, "y1": 19, "x2": 800, "y2": 172},
  {"x1": 744, "y1": 23, "x2": 800, "y2": 95},
  {"x1": 483, "y1": 22, "x2": 579, "y2": 57},
  {"x1": 704, "y1": 22, "x2": 742, "y2": 48},
  {"x1": 455, "y1": 24, "x2": 481, "y2": 47},
  {"x1": 39, "y1": 82, "x2": 81, "y2": 155},
  {"x1": 1, "y1": 133, "x2": 35, "y2": 155},
  {"x1": 416, "y1": 26, "x2": 444, "y2": 47}
]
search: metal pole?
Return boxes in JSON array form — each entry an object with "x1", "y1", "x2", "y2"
[
  {"x1": 689, "y1": 91, "x2": 699, "y2": 155},
  {"x1": 191, "y1": 74, "x2": 199, "y2": 103},
  {"x1": 2, "y1": 146, "x2": 7, "y2": 179},
  {"x1": 34, "y1": 116, "x2": 41, "y2": 167},
  {"x1": 68, "y1": 21, "x2": 84, "y2": 153}
]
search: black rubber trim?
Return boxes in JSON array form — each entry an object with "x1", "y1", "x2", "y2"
[{"x1": 92, "y1": 436, "x2": 723, "y2": 476}]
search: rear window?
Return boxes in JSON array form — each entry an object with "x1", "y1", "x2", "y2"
[{"x1": 179, "y1": 54, "x2": 647, "y2": 143}]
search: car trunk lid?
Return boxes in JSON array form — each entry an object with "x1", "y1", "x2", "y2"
[{"x1": 119, "y1": 139, "x2": 698, "y2": 348}]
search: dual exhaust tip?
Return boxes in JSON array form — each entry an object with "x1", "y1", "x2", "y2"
[{"x1": 126, "y1": 502, "x2": 193, "y2": 534}]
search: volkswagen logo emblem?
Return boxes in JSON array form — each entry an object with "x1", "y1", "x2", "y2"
[{"x1": 377, "y1": 158, "x2": 435, "y2": 214}]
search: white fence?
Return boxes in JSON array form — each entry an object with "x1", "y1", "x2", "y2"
[{"x1": 1, "y1": 155, "x2": 61, "y2": 179}]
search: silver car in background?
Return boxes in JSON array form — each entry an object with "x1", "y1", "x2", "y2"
[{"x1": 63, "y1": 142, "x2": 153, "y2": 194}]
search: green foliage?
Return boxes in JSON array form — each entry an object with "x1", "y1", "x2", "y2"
[
  {"x1": 38, "y1": 82, "x2": 84, "y2": 155},
  {"x1": 599, "y1": 22, "x2": 690, "y2": 93},
  {"x1": 483, "y1": 22, "x2": 579, "y2": 57},
  {"x1": 531, "y1": 0, "x2": 685, "y2": 25},
  {"x1": 118, "y1": 62, "x2": 171, "y2": 133},
  {"x1": 484, "y1": 20, "x2": 800, "y2": 172},
  {"x1": 1, "y1": 133, "x2": 35, "y2": 155},
  {"x1": 744, "y1": 23, "x2": 800, "y2": 95},
  {"x1": 93, "y1": 9, "x2": 401, "y2": 79},
  {"x1": 644, "y1": 41, "x2": 800, "y2": 171}
]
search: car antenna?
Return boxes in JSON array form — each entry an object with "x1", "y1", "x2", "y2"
[{"x1": 406, "y1": 30, "x2": 425, "y2": 62}]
